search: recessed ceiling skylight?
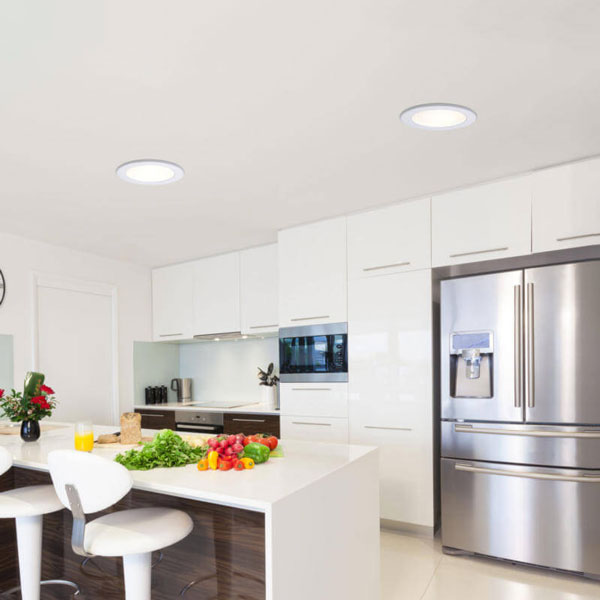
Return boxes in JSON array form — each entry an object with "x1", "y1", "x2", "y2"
[
  {"x1": 400, "y1": 104, "x2": 477, "y2": 130},
  {"x1": 116, "y1": 160, "x2": 184, "y2": 185}
]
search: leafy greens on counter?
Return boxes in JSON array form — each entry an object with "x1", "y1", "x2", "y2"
[{"x1": 115, "y1": 429, "x2": 208, "y2": 470}]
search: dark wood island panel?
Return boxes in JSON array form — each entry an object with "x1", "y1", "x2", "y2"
[
  {"x1": 0, "y1": 468, "x2": 266, "y2": 600},
  {"x1": 134, "y1": 408, "x2": 176, "y2": 430}
]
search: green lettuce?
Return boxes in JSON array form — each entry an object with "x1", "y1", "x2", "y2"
[{"x1": 115, "y1": 429, "x2": 207, "y2": 470}]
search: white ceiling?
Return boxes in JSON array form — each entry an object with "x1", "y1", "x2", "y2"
[{"x1": 1, "y1": 0, "x2": 600, "y2": 266}]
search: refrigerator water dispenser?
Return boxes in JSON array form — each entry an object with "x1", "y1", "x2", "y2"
[{"x1": 450, "y1": 331, "x2": 493, "y2": 398}]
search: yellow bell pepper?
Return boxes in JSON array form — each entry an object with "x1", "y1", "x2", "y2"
[
  {"x1": 241, "y1": 457, "x2": 255, "y2": 470},
  {"x1": 208, "y1": 450, "x2": 219, "y2": 470}
]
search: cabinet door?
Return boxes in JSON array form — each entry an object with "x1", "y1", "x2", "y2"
[
  {"x1": 281, "y1": 416, "x2": 348, "y2": 443},
  {"x1": 152, "y1": 263, "x2": 194, "y2": 341},
  {"x1": 278, "y1": 217, "x2": 347, "y2": 326},
  {"x1": 240, "y1": 244, "x2": 278, "y2": 335},
  {"x1": 193, "y1": 253, "x2": 241, "y2": 336},
  {"x1": 224, "y1": 413, "x2": 280, "y2": 438},
  {"x1": 134, "y1": 409, "x2": 176, "y2": 430},
  {"x1": 532, "y1": 158, "x2": 600, "y2": 252},
  {"x1": 280, "y1": 382, "x2": 348, "y2": 418},
  {"x1": 348, "y1": 269, "x2": 434, "y2": 526},
  {"x1": 432, "y1": 175, "x2": 532, "y2": 267},
  {"x1": 347, "y1": 198, "x2": 431, "y2": 279}
]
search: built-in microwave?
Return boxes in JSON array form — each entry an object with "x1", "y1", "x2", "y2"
[{"x1": 279, "y1": 323, "x2": 348, "y2": 383}]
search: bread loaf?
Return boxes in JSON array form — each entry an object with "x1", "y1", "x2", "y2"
[{"x1": 120, "y1": 412, "x2": 142, "y2": 445}]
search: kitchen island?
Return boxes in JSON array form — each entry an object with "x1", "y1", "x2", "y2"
[{"x1": 0, "y1": 423, "x2": 380, "y2": 600}]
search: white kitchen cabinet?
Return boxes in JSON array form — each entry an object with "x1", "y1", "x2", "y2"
[
  {"x1": 278, "y1": 217, "x2": 347, "y2": 326},
  {"x1": 532, "y1": 157, "x2": 600, "y2": 253},
  {"x1": 432, "y1": 175, "x2": 532, "y2": 267},
  {"x1": 240, "y1": 244, "x2": 278, "y2": 335},
  {"x1": 347, "y1": 198, "x2": 431, "y2": 279},
  {"x1": 280, "y1": 382, "x2": 348, "y2": 418},
  {"x1": 348, "y1": 269, "x2": 433, "y2": 527},
  {"x1": 192, "y1": 252, "x2": 241, "y2": 336},
  {"x1": 152, "y1": 263, "x2": 194, "y2": 341},
  {"x1": 281, "y1": 415, "x2": 348, "y2": 443}
]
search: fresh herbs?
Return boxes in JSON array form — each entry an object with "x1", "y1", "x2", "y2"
[{"x1": 114, "y1": 429, "x2": 208, "y2": 471}]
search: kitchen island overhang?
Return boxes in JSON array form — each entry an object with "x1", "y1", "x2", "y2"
[{"x1": 0, "y1": 423, "x2": 380, "y2": 600}]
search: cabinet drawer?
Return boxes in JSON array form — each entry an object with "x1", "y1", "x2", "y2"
[
  {"x1": 134, "y1": 409, "x2": 175, "y2": 430},
  {"x1": 280, "y1": 383, "x2": 348, "y2": 418},
  {"x1": 281, "y1": 416, "x2": 348, "y2": 443},
  {"x1": 223, "y1": 413, "x2": 280, "y2": 438}
]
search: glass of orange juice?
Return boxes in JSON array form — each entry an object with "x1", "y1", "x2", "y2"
[{"x1": 74, "y1": 421, "x2": 94, "y2": 452}]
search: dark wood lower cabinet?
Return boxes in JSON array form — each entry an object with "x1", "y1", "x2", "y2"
[
  {"x1": 134, "y1": 408, "x2": 176, "y2": 430},
  {"x1": 0, "y1": 468, "x2": 266, "y2": 599},
  {"x1": 224, "y1": 413, "x2": 280, "y2": 438}
]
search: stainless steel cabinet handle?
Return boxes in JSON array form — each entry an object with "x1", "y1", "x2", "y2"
[
  {"x1": 449, "y1": 247, "x2": 508, "y2": 259},
  {"x1": 291, "y1": 421, "x2": 332, "y2": 427},
  {"x1": 290, "y1": 315, "x2": 330, "y2": 322},
  {"x1": 232, "y1": 418, "x2": 266, "y2": 423},
  {"x1": 526, "y1": 282, "x2": 535, "y2": 408},
  {"x1": 363, "y1": 261, "x2": 410, "y2": 272},
  {"x1": 455, "y1": 463, "x2": 600, "y2": 483},
  {"x1": 138, "y1": 413, "x2": 167, "y2": 418},
  {"x1": 159, "y1": 333, "x2": 182, "y2": 338},
  {"x1": 556, "y1": 233, "x2": 600, "y2": 242},
  {"x1": 291, "y1": 388, "x2": 331, "y2": 392},
  {"x1": 454, "y1": 424, "x2": 600, "y2": 438},
  {"x1": 249, "y1": 324, "x2": 278, "y2": 329},
  {"x1": 364, "y1": 425, "x2": 412, "y2": 431},
  {"x1": 513, "y1": 285, "x2": 522, "y2": 408}
]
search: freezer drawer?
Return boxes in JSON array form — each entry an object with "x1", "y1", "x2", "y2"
[
  {"x1": 442, "y1": 422, "x2": 600, "y2": 469},
  {"x1": 441, "y1": 458, "x2": 600, "y2": 576}
]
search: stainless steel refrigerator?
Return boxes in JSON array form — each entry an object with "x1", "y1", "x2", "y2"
[{"x1": 440, "y1": 260, "x2": 600, "y2": 578}]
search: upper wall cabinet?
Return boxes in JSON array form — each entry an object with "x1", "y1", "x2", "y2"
[
  {"x1": 193, "y1": 252, "x2": 241, "y2": 336},
  {"x1": 432, "y1": 175, "x2": 532, "y2": 267},
  {"x1": 240, "y1": 244, "x2": 278, "y2": 335},
  {"x1": 532, "y1": 158, "x2": 600, "y2": 253},
  {"x1": 152, "y1": 263, "x2": 194, "y2": 341},
  {"x1": 347, "y1": 198, "x2": 431, "y2": 279},
  {"x1": 278, "y1": 217, "x2": 347, "y2": 326}
]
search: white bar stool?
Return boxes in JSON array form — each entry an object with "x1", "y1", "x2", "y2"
[
  {"x1": 48, "y1": 449, "x2": 193, "y2": 600},
  {"x1": 0, "y1": 446, "x2": 80, "y2": 600}
]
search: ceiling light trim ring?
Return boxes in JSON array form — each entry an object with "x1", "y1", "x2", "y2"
[
  {"x1": 399, "y1": 103, "x2": 477, "y2": 130},
  {"x1": 116, "y1": 159, "x2": 185, "y2": 185}
]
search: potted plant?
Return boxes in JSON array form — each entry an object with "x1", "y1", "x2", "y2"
[
  {"x1": 0, "y1": 372, "x2": 57, "y2": 442},
  {"x1": 257, "y1": 363, "x2": 279, "y2": 409}
]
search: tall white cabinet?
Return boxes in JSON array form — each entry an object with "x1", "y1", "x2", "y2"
[{"x1": 278, "y1": 217, "x2": 347, "y2": 326}]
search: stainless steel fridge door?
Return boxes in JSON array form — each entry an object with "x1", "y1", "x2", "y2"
[
  {"x1": 442, "y1": 421, "x2": 600, "y2": 468},
  {"x1": 525, "y1": 261, "x2": 600, "y2": 424},
  {"x1": 441, "y1": 270, "x2": 524, "y2": 422},
  {"x1": 441, "y1": 457, "x2": 600, "y2": 576}
]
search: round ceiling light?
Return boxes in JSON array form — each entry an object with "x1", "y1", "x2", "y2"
[
  {"x1": 116, "y1": 159, "x2": 184, "y2": 185},
  {"x1": 399, "y1": 103, "x2": 477, "y2": 130}
]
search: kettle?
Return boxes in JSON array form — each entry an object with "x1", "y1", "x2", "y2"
[{"x1": 171, "y1": 378, "x2": 192, "y2": 403}]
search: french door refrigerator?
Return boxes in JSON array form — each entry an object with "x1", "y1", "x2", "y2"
[{"x1": 441, "y1": 261, "x2": 600, "y2": 578}]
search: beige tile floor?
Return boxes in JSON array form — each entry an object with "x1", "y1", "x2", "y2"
[{"x1": 381, "y1": 529, "x2": 600, "y2": 599}]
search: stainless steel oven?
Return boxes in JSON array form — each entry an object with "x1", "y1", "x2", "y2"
[
  {"x1": 174, "y1": 411, "x2": 224, "y2": 434},
  {"x1": 279, "y1": 323, "x2": 348, "y2": 383}
]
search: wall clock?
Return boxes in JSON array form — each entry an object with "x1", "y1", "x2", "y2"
[{"x1": 0, "y1": 269, "x2": 5, "y2": 305}]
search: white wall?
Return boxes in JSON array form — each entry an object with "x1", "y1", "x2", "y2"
[
  {"x1": 0, "y1": 233, "x2": 152, "y2": 420},
  {"x1": 179, "y1": 337, "x2": 278, "y2": 405},
  {"x1": 0, "y1": 334, "x2": 13, "y2": 391}
]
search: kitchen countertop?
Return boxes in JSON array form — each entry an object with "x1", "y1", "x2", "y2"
[
  {"x1": 133, "y1": 402, "x2": 280, "y2": 416},
  {"x1": 0, "y1": 422, "x2": 374, "y2": 513}
]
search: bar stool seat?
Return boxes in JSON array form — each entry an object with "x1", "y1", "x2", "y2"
[
  {"x1": 0, "y1": 484, "x2": 64, "y2": 518},
  {"x1": 84, "y1": 507, "x2": 192, "y2": 556}
]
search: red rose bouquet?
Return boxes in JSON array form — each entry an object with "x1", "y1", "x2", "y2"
[{"x1": 0, "y1": 372, "x2": 57, "y2": 422}]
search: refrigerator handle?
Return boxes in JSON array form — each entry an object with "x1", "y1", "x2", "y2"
[
  {"x1": 513, "y1": 285, "x2": 522, "y2": 408},
  {"x1": 526, "y1": 282, "x2": 535, "y2": 408},
  {"x1": 455, "y1": 463, "x2": 600, "y2": 483}
]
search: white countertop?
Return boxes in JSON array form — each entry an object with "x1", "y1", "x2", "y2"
[
  {"x1": 0, "y1": 422, "x2": 375, "y2": 513},
  {"x1": 133, "y1": 402, "x2": 280, "y2": 416}
]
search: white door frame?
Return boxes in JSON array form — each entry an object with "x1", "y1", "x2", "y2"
[{"x1": 30, "y1": 272, "x2": 120, "y2": 424}]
